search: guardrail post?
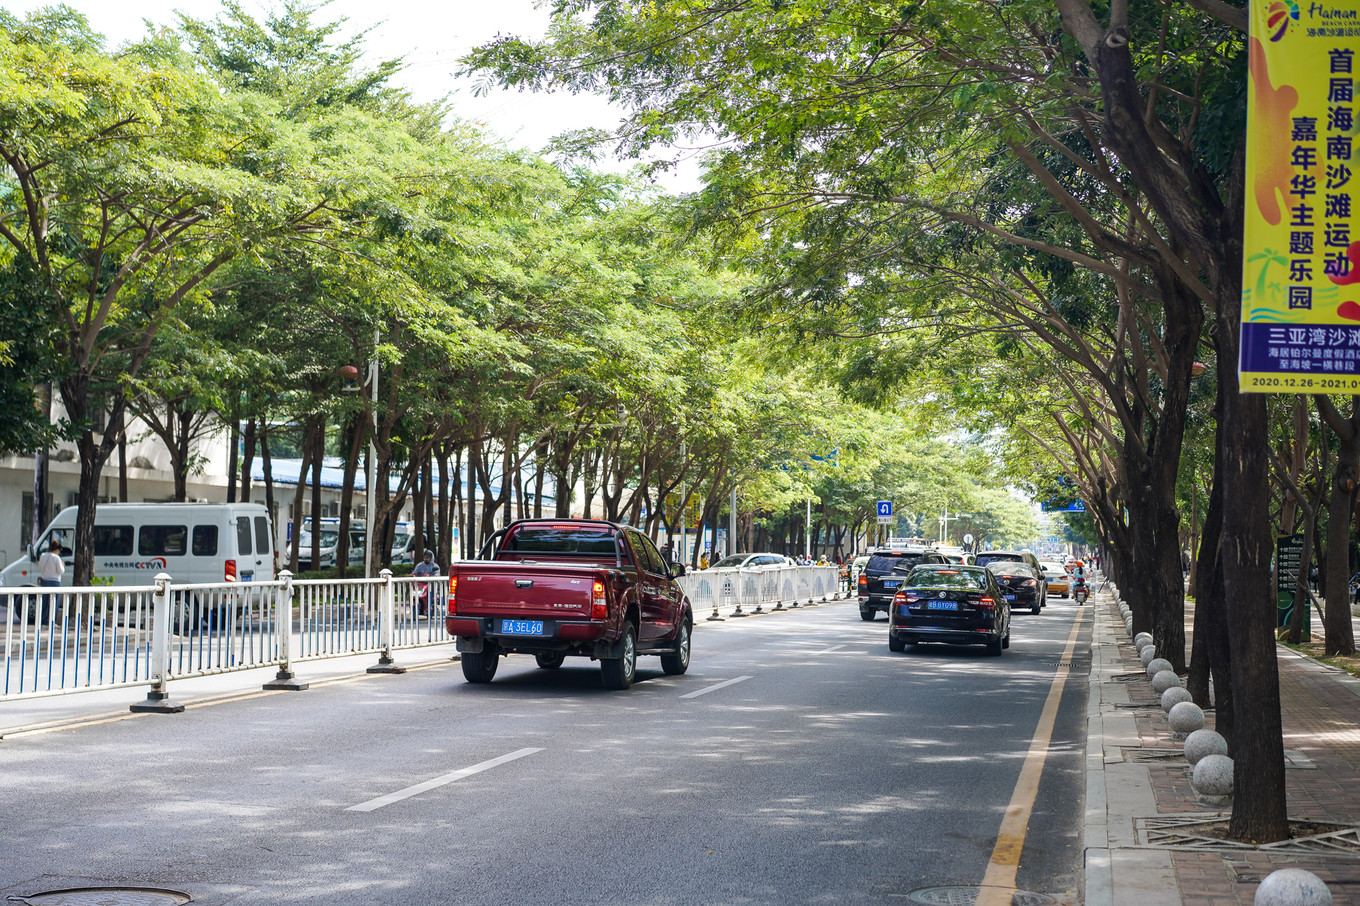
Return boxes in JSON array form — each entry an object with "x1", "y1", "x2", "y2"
[
  {"x1": 264, "y1": 571, "x2": 308, "y2": 691},
  {"x1": 130, "y1": 572, "x2": 184, "y2": 713},
  {"x1": 367, "y1": 568, "x2": 406, "y2": 674}
]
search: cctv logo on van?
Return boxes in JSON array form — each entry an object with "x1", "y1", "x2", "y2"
[{"x1": 104, "y1": 558, "x2": 168, "y2": 570}]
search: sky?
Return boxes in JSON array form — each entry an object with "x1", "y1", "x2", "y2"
[{"x1": 5, "y1": 0, "x2": 701, "y2": 190}]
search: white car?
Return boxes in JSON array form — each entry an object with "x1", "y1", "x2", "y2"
[{"x1": 709, "y1": 553, "x2": 795, "y2": 569}]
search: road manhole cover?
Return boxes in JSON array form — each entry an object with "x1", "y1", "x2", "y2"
[
  {"x1": 897, "y1": 887, "x2": 1058, "y2": 906},
  {"x1": 7, "y1": 887, "x2": 192, "y2": 905}
]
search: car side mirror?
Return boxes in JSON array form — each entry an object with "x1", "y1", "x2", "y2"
[
  {"x1": 28, "y1": 544, "x2": 37, "y2": 562},
  {"x1": 671, "y1": 562, "x2": 687, "y2": 578}
]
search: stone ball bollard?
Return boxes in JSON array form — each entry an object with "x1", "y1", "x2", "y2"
[
  {"x1": 1254, "y1": 869, "x2": 1333, "y2": 906},
  {"x1": 1184, "y1": 729, "x2": 1229, "y2": 765},
  {"x1": 1140, "y1": 645, "x2": 1158, "y2": 666},
  {"x1": 1192, "y1": 753, "x2": 1234, "y2": 804},
  {"x1": 1168, "y1": 700, "x2": 1205, "y2": 735},
  {"x1": 1146, "y1": 657, "x2": 1174, "y2": 678},
  {"x1": 1134, "y1": 632, "x2": 1153, "y2": 649},
  {"x1": 1161, "y1": 686, "x2": 1194, "y2": 712},
  {"x1": 1151, "y1": 669, "x2": 1182, "y2": 695}
]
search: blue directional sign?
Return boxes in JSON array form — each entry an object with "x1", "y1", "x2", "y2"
[
  {"x1": 1041, "y1": 500, "x2": 1086, "y2": 513},
  {"x1": 877, "y1": 501, "x2": 893, "y2": 517}
]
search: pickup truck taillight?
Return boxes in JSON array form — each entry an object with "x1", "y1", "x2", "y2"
[
  {"x1": 447, "y1": 576, "x2": 457, "y2": 616},
  {"x1": 591, "y1": 580, "x2": 607, "y2": 620}
]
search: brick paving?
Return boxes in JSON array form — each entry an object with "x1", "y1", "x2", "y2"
[{"x1": 1110, "y1": 601, "x2": 1360, "y2": 905}]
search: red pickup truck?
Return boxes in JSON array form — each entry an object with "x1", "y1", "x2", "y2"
[{"x1": 445, "y1": 519, "x2": 693, "y2": 689}]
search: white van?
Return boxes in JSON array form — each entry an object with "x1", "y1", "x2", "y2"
[{"x1": 0, "y1": 502, "x2": 276, "y2": 589}]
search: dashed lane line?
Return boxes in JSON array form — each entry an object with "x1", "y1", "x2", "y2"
[
  {"x1": 680, "y1": 675, "x2": 753, "y2": 699},
  {"x1": 346, "y1": 747, "x2": 544, "y2": 812}
]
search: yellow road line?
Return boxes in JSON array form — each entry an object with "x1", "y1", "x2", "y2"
[
  {"x1": 0, "y1": 657, "x2": 454, "y2": 739},
  {"x1": 975, "y1": 605, "x2": 1086, "y2": 906}
]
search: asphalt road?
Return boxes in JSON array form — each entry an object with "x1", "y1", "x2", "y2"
[{"x1": 0, "y1": 597, "x2": 1092, "y2": 906}]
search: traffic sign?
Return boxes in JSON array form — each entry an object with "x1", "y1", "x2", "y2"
[
  {"x1": 876, "y1": 500, "x2": 894, "y2": 525},
  {"x1": 963, "y1": 533, "x2": 974, "y2": 545}
]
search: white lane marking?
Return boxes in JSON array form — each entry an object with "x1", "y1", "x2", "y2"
[
  {"x1": 812, "y1": 644, "x2": 847, "y2": 654},
  {"x1": 680, "y1": 676, "x2": 753, "y2": 699},
  {"x1": 346, "y1": 747, "x2": 543, "y2": 812}
]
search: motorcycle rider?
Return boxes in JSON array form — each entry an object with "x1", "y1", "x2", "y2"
[{"x1": 413, "y1": 549, "x2": 439, "y2": 613}]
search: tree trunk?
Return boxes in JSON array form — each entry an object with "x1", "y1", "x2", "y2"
[
  {"x1": 239, "y1": 416, "x2": 256, "y2": 503},
  {"x1": 1218, "y1": 287, "x2": 1289, "y2": 843}
]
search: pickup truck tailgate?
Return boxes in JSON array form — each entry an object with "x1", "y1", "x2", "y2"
[{"x1": 457, "y1": 566, "x2": 597, "y2": 617}]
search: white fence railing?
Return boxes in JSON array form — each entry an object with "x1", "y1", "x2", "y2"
[
  {"x1": 1, "y1": 570, "x2": 450, "y2": 704},
  {"x1": 677, "y1": 565, "x2": 841, "y2": 617}
]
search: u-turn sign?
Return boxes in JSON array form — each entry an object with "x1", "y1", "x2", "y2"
[{"x1": 876, "y1": 501, "x2": 893, "y2": 524}]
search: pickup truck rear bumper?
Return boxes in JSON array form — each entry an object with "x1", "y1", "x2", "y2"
[{"x1": 448, "y1": 616, "x2": 617, "y2": 659}]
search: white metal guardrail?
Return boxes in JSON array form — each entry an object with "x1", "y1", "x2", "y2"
[
  {"x1": 677, "y1": 565, "x2": 841, "y2": 617},
  {"x1": 1, "y1": 564, "x2": 839, "y2": 705},
  {"x1": 1, "y1": 569, "x2": 451, "y2": 704}
]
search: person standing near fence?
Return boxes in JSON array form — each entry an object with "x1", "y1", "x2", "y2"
[{"x1": 37, "y1": 537, "x2": 64, "y2": 623}]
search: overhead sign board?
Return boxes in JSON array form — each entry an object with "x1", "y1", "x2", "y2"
[{"x1": 1042, "y1": 500, "x2": 1086, "y2": 513}]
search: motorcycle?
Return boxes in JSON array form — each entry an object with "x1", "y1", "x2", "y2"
[{"x1": 1072, "y1": 577, "x2": 1089, "y2": 604}]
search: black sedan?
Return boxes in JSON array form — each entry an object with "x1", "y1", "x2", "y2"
[
  {"x1": 985, "y1": 561, "x2": 1043, "y2": 614},
  {"x1": 887, "y1": 564, "x2": 1011, "y2": 656}
]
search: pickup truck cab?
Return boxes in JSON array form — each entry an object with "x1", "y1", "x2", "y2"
[{"x1": 445, "y1": 519, "x2": 693, "y2": 689}]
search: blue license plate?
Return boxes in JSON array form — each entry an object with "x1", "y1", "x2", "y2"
[
  {"x1": 926, "y1": 601, "x2": 957, "y2": 611},
  {"x1": 1005, "y1": 594, "x2": 1016, "y2": 601},
  {"x1": 882, "y1": 580, "x2": 900, "y2": 589},
  {"x1": 502, "y1": 619, "x2": 544, "y2": 635}
]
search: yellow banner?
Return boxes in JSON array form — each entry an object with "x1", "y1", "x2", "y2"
[{"x1": 1241, "y1": 1, "x2": 1360, "y2": 393}]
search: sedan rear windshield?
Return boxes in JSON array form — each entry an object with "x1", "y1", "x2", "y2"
[
  {"x1": 503, "y1": 526, "x2": 619, "y2": 555},
  {"x1": 867, "y1": 552, "x2": 924, "y2": 574},
  {"x1": 974, "y1": 553, "x2": 1024, "y2": 567},
  {"x1": 905, "y1": 568, "x2": 987, "y2": 589}
]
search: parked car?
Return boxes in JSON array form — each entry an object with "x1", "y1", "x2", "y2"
[
  {"x1": 295, "y1": 518, "x2": 365, "y2": 570},
  {"x1": 974, "y1": 550, "x2": 1048, "y2": 608},
  {"x1": 984, "y1": 561, "x2": 1044, "y2": 614},
  {"x1": 709, "y1": 553, "x2": 795, "y2": 569},
  {"x1": 857, "y1": 546, "x2": 949, "y2": 621},
  {"x1": 446, "y1": 519, "x2": 693, "y2": 689},
  {"x1": 887, "y1": 564, "x2": 1010, "y2": 656},
  {"x1": 1040, "y1": 561, "x2": 1071, "y2": 597}
]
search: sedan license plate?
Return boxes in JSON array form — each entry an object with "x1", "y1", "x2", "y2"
[
  {"x1": 501, "y1": 619, "x2": 544, "y2": 635},
  {"x1": 1005, "y1": 594, "x2": 1017, "y2": 602},
  {"x1": 926, "y1": 600, "x2": 957, "y2": 611},
  {"x1": 882, "y1": 580, "x2": 901, "y2": 589}
]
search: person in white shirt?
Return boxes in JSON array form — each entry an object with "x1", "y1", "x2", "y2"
[{"x1": 37, "y1": 537, "x2": 64, "y2": 623}]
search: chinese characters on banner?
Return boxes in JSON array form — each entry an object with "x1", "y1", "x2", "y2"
[{"x1": 1240, "y1": 1, "x2": 1360, "y2": 394}]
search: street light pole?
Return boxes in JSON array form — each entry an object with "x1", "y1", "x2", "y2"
[{"x1": 365, "y1": 329, "x2": 377, "y2": 579}]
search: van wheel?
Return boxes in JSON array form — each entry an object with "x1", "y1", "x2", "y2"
[
  {"x1": 535, "y1": 651, "x2": 565, "y2": 670},
  {"x1": 462, "y1": 648, "x2": 499, "y2": 683},
  {"x1": 601, "y1": 622, "x2": 637, "y2": 690},
  {"x1": 661, "y1": 619, "x2": 691, "y2": 675},
  {"x1": 173, "y1": 594, "x2": 206, "y2": 633}
]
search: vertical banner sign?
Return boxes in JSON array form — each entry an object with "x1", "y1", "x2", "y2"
[
  {"x1": 1275, "y1": 533, "x2": 1310, "y2": 636},
  {"x1": 1241, "y1": 1, "x2": 1360, "y2": 393}
]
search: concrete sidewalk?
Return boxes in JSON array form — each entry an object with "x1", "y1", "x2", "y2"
[{"x1": 1085, "y1": 579, "x2": 1360, "y2": 906}]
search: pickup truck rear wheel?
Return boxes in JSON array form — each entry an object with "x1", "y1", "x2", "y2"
[
  {"x1": 601, "y1": 622, "x2": 637, "y2": 690},
  {"x1": 535, "y1": 651, "x2": 565, "y2": 670},
  {"x1": 461, "y1": 648, "x2": 499, "y2": 683},
  {"x1": 660, "y1": 620, "x2": 691, "y2": 675}
]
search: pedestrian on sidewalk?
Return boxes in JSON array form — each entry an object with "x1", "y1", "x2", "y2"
[{"x1": 37, "y1": 537, "x2": 64, "y2": 624}]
